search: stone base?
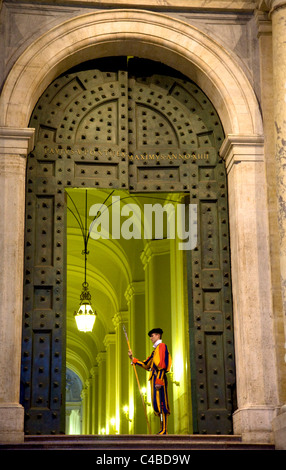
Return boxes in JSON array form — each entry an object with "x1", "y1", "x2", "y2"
[
  {"x1": 0, "y1": 404, "x2": 24, "y2": 444},
  {"x1": 273, "y1": 407, "x2": 286, "y2": 450},
  {"x1": 0, "y1": 434, "x2": 275, "y2": 451},
  {"x1": 233, "y1": 406, "x2": 277, "y2": 444}
]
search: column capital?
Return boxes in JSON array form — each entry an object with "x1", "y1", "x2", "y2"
[
  {"x1": 255, "y1": 8, "x2": 272, "y2": 35},
  {"x1": 104, "y1": 333, "x2": 116, "y2": 349},
  {"x1": 85, "y1": 378, "x2": 91, "y2": 389},
  {"x1": 256, "y1": 0, "x2": 272, "y2": 10},
  {"x1": 140, "y1": 239, "x2": 170, "y2": 269},
  {"x1": 257, "y1": 0, "x2": 286, "y2": 12},
  {"x1": 90, "y1": 366, "x2": 98, "y2": 378},
  {"x1": 112, "y1": 310, "x2": 128, "y2": 328},
  {"x1": 220, "y1": 134, "x2": 265, "y2": 173},
  {"x1": 96, "y1": 352, "x2": 106, "y2": 365},
  {"x1": 0, "y1": 127, "x2": 34, "y2": 155},
  {"x1": 124, "y1": 281, "x2": 145, "y2": 304}
]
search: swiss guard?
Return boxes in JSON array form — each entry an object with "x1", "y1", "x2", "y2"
[{"x1": 128, "y1": 328, "x2": 172, "y2": 435}]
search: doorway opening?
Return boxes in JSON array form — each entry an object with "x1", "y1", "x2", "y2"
[
  {"x1": 65, "y1": 188, "x2": 190, "y2": 435},
  {"x1": 21, "y1": 56, "x2": 235, "y2": 436}
]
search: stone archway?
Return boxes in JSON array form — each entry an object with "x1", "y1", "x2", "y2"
[
  {"x1": 21, "y1": 57, "x2": 234, "y2": 436},
  {"x1": 0, "y1": 10, "x2": 278, "y2": 443},
  {"x1": 0, "y1": 9, "x2": 262, "y2": 136}
]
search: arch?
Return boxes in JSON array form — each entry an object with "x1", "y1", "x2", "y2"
[
  {"x1": 0, "y1": 9, "x2": 262, "y2": 138},
  {"x1": 0, "y1": 8, "x2": 279, "y2": 443}
]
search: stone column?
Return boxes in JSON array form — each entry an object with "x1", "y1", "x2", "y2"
[
  {"x1": 220, "y1": 135, "x2": 280, "y2": 443},
  {"x1": 85, "y1": 378, "x2": 92, "y2": 434},
  {"x1": 0, "y1": 127, "x2": 34, "y2": 443},
  {"x1": 104, "y1": 334, "x2": 116, "y2": 434},
  {"x1": 140, "y1": 239, "x2": 173, "y2": 433},
  {"x1": 113, "y1": 311, "x2": 129, "y2": 434},
  {"x1": 268, "y1": 0, "x2": 286, "y2": 334},
  {"x1": 258, "y1": 0, "x2": 286, "y2": 448},
  {"x1": 256, "y1": 3, "x2": 286, "y2": 403},
  {"x1": 97, "y1": 352, "x2": 106, "y2": 434},
  {"x1": 140, "y1": 239, "x2": 172, "y2": 339},
  {"x1": 125, "y1": 283, "x2": 146, "y2": 434},
  {"x1": 90, "y1": 366, "x2": 98, "y2": 434},
  {"x1": 80, "y1": 388, "x2": 88, "y2": 435},
  {"x1": 169, "y1": 237, "x2": 190, "y2": 434}
]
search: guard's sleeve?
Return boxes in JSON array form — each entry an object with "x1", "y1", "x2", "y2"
[
  {"x1": 132, "y1": 355, "x2": 153, "y2": 371},
  {"x1": 153, "y1": 343, "x2": 172, "y2": 386}
]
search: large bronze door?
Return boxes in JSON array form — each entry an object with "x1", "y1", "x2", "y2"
[{"x1": 21, "y1": 57, "x2": 235, "y2": 435}]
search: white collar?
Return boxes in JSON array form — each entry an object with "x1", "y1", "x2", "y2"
[{"x1": 153, "y1": 339, "x2": 162, "y2": 349}]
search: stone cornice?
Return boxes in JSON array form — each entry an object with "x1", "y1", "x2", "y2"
[{"x1": 2, "y1": 0, "x2": 256, "y2": 12}]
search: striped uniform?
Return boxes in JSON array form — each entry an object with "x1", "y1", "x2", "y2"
[{"x1": 133, "y1": 342, "x2": 172, "y2": 434}]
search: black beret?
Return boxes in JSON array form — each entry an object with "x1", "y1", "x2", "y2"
[{"x1": 148, "y1": 328, "x2": 163, "y2": 337}]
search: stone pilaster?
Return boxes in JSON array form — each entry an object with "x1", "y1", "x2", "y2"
[
  {"x1": 258, "y1": 0, "x2": 286, "y2": 448},
  {"x1": 90, "y1": 366, "x2": 98, "y2": 434},
  {"x1": 140, "y1": 239, "x2": 172, "y2": 340},
  {"x1": 96, "y1": 352, "x2": 107, "y2": 434},
  {"x1": 220, "y1": 135, "x2": 279, "y2": 443},
  {"x1": 256, "y1": 0, "x2": 286, "y2": 406},
  {"x1": 0, "y1": 127, "x2": 34, "y2": 443},
  {"x1": 104, "y1": 334, "x2": 117, "y2": 434},
  {"x1": 85, "y1": 379, "x2": 92, "y2": 434},
  {"x1": 112, "y1": 311, "x2": 129, "y2": 434},
  {"x1": 169, "y1": 236, "x2": 190, "y2": 434},
  {"x1": 140, "y1": 239, "x2": 173, "y2": 433},
  {"x1": 269, "y1": 0, "x2": 286, "y2": 320},
  {"x1": 124, "y1": 283, "x2": 146, "y2": 434},
  {"x1": 80, "y1": 388, "x2": 88, "y2": 435}
]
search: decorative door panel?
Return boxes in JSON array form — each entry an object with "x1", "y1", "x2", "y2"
[
  {"x1": 188, "y1": 162, "x2": 235, "y2": 434},
  {"x1": 21, "y1": 60, "x2": 130, "y2": 435},
  {"x1": 127, "y1": 59, "x2": 235, "y2": 434},
  {"x1": 21, "y1": 57, "x2": 235, "y2": 435}
]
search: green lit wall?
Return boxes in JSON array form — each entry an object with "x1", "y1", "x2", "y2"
[{"x1": 66, "y1": 188, "x2": 192, "y2": 434}]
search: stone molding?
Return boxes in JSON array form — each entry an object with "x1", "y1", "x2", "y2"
[
  {"x1": 0, "y1": 127, "x2": 35, "y2": 156},
  {"x1": 1, "y1": 1, "x2": 257, "y2": 11},
  {"x1": 220, "y1": 134, "x2": 265, "y2": 173},
  {"x1": 233, "y1": 405, "x2": 279, "y2": 443}
]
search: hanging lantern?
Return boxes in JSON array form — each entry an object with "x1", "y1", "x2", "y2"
[
  {"x1": 68, "y1": 189, "x2": 98, "y2": 333},
  {"x1": 74, "y1": 281, "x2": 96, "y2": 332}
]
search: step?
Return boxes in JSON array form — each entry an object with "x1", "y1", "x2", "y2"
[{"x1": 0, "y1": 434, "x2": 275, "y2": 451}]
